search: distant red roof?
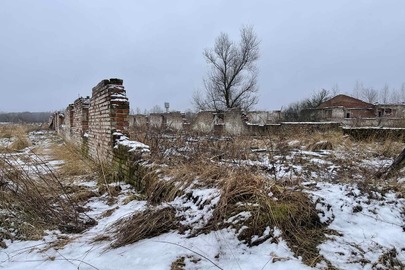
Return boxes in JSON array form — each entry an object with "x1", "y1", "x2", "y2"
[{"x1": 317, "y1": 94, "x2": 374, "y2": 109}]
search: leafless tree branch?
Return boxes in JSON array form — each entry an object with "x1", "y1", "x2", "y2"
[{"x1": 193, "y1": 26, "x2": 260, "y2": 112}]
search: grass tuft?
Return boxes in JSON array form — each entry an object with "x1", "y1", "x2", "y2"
[
  {"x1": 109, "y1": 207, "x2": 177, "y2": 248},
  {"x1": 197, "y1": 168, "x2": 326, "y2": 265}
]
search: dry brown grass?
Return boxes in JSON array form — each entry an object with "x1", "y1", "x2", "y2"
[
  {"x1": 0, "y1": 124, "x2": 32, "y2": 151},
  {"x1": 193, "y1": 168, "x2": 326, "y2": 265},
  {"x1": 145, "y1": 176, "x2": 182, "y2": 205},
  {"x1": 0, "y1": 125, "x2": 14, "y2": 139},
  {"x1": 0, "y1": 152, "x2": 95, "y2": 240},
  {"x1": 9, "y1": 135, "x2": 31, "y2": 151},
  {"x1": 0, "y1": 123, "x2": 43, "y2": 137},
  {"x1": 302, "y1": 130, "x2": 345, "y2": 146},
  {"x1": 170, "y1": 256, "x2": 201, "y2": 270},
  {"x1": 49, "y1": 142, "x2": 94, "y2": 177},
  {"x1": 372, "y1": 139, "x2": 403, "y2": 158},
  {"x1": 118, "y1": 128, "x2": 404, "y2": 267},
  {"x1": 171, "y1": 257, "x2": 186, "y2": 270},
  {"x1": 145, "y1": 159, "x2": 229, "y2": 205},
  {"x1": 121, "y1": 131, "x2": 331, "y2": 264},
  {"x1": 40, "y1": 235, "x2": 77, "y2": 252},
  {"x1": 142, "y1": 153, "x2": 327, "y2": 265},
  {"x1": 109, "y1": 207, "x2": 177, "y2": 248},
  {"x1": 372, "y1": 248, "x2": 404, "y2": 269}
]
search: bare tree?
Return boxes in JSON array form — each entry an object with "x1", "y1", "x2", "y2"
[
  {"x1": 282, "y1": 89, "x2": 330, "y2": 121},
  {"x1": 331, "y1": 83, "x2": 340, "y2": 96},
  {"x1": 194, "y1": 26, "x2": 260, "y2": 111},
  {"x1": 380, "y1": 83, "x2": 390, "y2": 103},
  {"x1": 306, "y1": 89, "x2": 330, "y2": 108},
  {"x1": 361, "y1": 87, "x2": 378, "y2": 103},
  {"x1": 149, "y1": 105, "x2": 164, "y2": 114},
  {"x1": 353, "y1": 81, "x2": 364, "y2": 99},
  {"x1": 400, "y1": 82, "x2": 405, "y2": 103},
  {"x1": 390, "y1": 88, "x2": 400, "y2": 104}
]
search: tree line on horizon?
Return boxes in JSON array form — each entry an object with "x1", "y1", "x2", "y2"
[{"x1": 0, "y1": 112, "x2": 51, "y2": 123}]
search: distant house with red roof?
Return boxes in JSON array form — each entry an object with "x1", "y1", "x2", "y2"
[
  {"x1": 316, "y1": 94, "x2": 375, "y2": 119},
  {"x1": 304, "y1": 94, "x2": 405, "y2": 124}
]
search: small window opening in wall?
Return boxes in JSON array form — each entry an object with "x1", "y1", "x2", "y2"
[
  {"x1": 378, "y1": 111, "x2": 382, "y2": 117},
  {"x1": 346, "y1": 112, "x2": 350, "y2": 118}
]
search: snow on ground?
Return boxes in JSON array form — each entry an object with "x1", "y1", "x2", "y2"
[
  {"x1": 0, "y1": 180, "x2": 310, "y2": 270},
  {"x1": 310, "y1": 183, "x2": 405, "y2": 269},
  {"x1": 0, "y1": 132, "x2": 404, "y2": 269},
  {"x1": 0, "y1": 137, "x2": 14, "y2": 148}
]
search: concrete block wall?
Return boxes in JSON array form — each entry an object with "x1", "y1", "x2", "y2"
[
  {"x1": 246, "y1": 111, "x2": 282, "y2": 125},
  {"x1": 165, "y1": 112, "x2": 183, "y2": 131},
  {"x1": 149, "y1": 114, "x2": 164, "y2": 129},
  {"x1": 54, "y1": 98, "x2": 90, "y2": 147},
  {"x1": 49, "y1": 111, "x2": 65, "y2": 134},
  {"x1": 342, "y1": 118, "x2": 405, "y2": 128},
  {"x1": 62, "y1": 104, "x2": 74, "y2": 140},
  {"x1": 128, "y1": 110, "x2": 341, "y2": 136},
  {"x1": 224, "y1": 109, "x2": 247, "y2": 135},
  {"x1": 192, "y1": 111, "x2": 215, "y2": 133},
  {"x1": 112, "y1": 144, "x2": 149, "y2": 191}
]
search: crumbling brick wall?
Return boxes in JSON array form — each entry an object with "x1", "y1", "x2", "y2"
[
  {"x1": 87, "y1": 78, "x2": 129, "y2": 164},
  {"x1": 49, "y1": 78, "x2": 130, "y2": 166},
  {"x1": 63, "y1": 97, "x2": 91, "y2": 147},
  {"x1": 72, "y1": 97, "x2": 90, "y2": 137}
]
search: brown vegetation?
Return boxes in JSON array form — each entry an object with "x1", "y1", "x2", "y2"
[
  {"x1": 49, "y1": 142, "x2": 94, "y2": 177},
  {"x1": 118, "y1": 127, "x2": 405, "y2": 267},
  {"x1": 0, "y1": 124, "x2": 32, "y2": 151},
  {"x1": 109, "y1": 207, "x2": 177, "y2": 248},
  {"x1": 196, "y1": 168, "x2": 326, "y2": 265},
  {"x1": 2, "y1": 123, "x2": 403, "y2": 268},
  {"x1": 0, "y1": 137, "x2": 96, "y2": 243}
]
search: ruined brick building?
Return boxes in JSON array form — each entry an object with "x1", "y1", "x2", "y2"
[{"x1": 304, "y1": 94, "x2": 405, "y2": 126}]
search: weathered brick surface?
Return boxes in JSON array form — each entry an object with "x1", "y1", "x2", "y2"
[
  {"x1": 50, "y1": 78, "x2": 129, "y2": 165},
  {"x1": 62, "y1": 97, "x2": 91, "y2": 147},
  {"x1": 87, "y1": 79, "x2": 129, "y2": 164}
]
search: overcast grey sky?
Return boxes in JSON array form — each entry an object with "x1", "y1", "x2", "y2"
[{"x1": 1, "y1": 0, "x2": 404, "y2": 112}]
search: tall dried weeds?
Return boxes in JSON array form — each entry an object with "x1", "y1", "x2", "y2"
[
  {"x1": 0, "y1": 150, "x2": 95, "y2": 240},
  {"x1": 50, "y1": 142, "x2": 94, "y2": 177}
]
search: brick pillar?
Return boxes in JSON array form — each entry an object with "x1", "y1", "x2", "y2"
[{"x1": 87, "y1": 78, "x2": 129, "y2": 164}]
